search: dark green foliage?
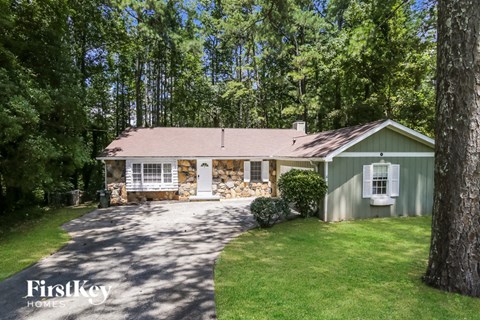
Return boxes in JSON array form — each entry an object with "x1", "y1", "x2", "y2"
[
  {"x1": 0, "y1": 0, "x2": 436, "y2": 213},
  {"x1": 278, "y1": 170, "x2": 327, "y2": 218},
  {"x1": 250, "y1": 197, "x2": 291, "y2": 228}
]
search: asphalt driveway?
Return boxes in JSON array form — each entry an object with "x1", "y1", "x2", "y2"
[{"x1": 0, "y1": 199, "x2": 255, "y2": 320}]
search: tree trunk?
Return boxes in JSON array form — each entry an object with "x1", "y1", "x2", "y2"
[
  {"x1": 135, "y1": 54, "x2": 144, "y2": 127},
  {"x1": 424, "y1": 0, "x2": 480, "y2": 297}
]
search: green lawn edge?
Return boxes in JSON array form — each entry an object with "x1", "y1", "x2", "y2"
[
  {"x1": 0, "y1": 206, "x2": 95, "y2": 281},
  {"x1": 215, "y1": 216, "x2": 480, "y2": 320}
]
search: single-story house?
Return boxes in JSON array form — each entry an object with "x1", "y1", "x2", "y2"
[{"x1": 98, "y1": 119, "x2": 434, "y2": 222}]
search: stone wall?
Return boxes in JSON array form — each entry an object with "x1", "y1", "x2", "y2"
[
  {"x1": 127, "y1": 191, "x2": 178, "y2": 202},
  {"x1": 107, "y1": 183, "x2": 128, "y2": 205},
  {"x1": 105, "y1": 160, "x2": 125, "y2": 184},
  {"x1": 212, "y1": 160, "x2": 276, "y2": 199},
  {"x1": 105, "y1": 160, "x2": 128, "y2": 205},
  {"x1": 104, "y1": 158, "x2": 276, "y2": 203},
  {"x1": 177, "y1": 160, "x2": 197, "y2": 200}
]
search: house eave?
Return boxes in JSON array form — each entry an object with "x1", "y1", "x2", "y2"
[
  {"x1": 97, "y1": 155, "x2": 329, "y2": 162},
  {"x1": 324, "y1": 120, "x2": 435, "y2": 160}
]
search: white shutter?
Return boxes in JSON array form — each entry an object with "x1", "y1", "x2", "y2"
[
  {"x1": 244, "y1": 161, "x2": 251, "y2": 182},
  {"x1": 125, "y1": 160, "x2": 133, "y2": 190},
  {"x1": 261, "y1": 161, "x2": 270, "y2": 182},
  {"x1": 362, "y1": 165, "x2": 372, "y2": 198},
  {"x1": 389, "y1": 164, "x2": 400, "y2": 197}
]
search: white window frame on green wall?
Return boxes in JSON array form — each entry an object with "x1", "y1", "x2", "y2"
[{"x1": 363, "y1": 162, "x2": 400, "y2": 205}]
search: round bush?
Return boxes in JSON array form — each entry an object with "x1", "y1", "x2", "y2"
[
  {"x1": 250, "y1": 197, "x2": 291, "y2": 228},
  {"x1": 278, "y1": 169, "x2": 327, "y2": 218}
]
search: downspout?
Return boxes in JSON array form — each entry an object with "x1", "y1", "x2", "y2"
[
  {"x1": 103, "y1": 160, "x2": 107, "y2": 190},
  {"x1": 323, "y1": 161, "x2": 329, "y2": 222}
]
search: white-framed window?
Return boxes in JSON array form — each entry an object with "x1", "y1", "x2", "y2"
[
  {"x1": 363, "y1": 163, "x2": 400, "y2": 199},
  {"x1": 372, "y1": 164, "x2": 389, "y2": 195},
  {"x1": 163, "y1": 163, "x2": 172, "y2": 183},
  {"x1": 143, "y1": 163, "x2": 163, "y2": 183},
  {"x1": 132, "y1": 163, "x2": 142, "y2": 183},
  {"x1": 244, "y1": 160, "x2": 270, "y2": 183},
  {"x1": 126, "y1": 160, "x2": 177, "y2": 191}
]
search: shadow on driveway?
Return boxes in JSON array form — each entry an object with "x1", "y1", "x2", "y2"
[{"x1": 0, "y1": 200, "x2": 256, "y2": 320}]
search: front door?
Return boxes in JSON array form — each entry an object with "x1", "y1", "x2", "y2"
[{"x1": 197, "y1": 159, "x2": 212, "y2": 195}]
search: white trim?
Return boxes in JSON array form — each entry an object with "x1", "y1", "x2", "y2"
[
  {"x1": 103, "y1": 160, "x2": 107, "y2": 189},
  {"x1": 261, "y1": 161, "x2": 270, "y2": 182},
  {"x1": 197, "y1": 158, "x2": 213, "y2": 194},
  {"x1": 126, "y1": 159, "x2": 178, "y2": 192},
  {"x1": 387, "y1": 121, "x2": 435, "y2": 146},
  {"x1": 98, "y1": 156, "x2": 330, "y2": 162},
  {"x1": 370, "y1": 196, "x2": 395, "y2": 206},
  {"x1": 323, "y1": 162, "x2": 329, "y2": 222},
  {"x1": 362, "y1": 164, "x2": 373, "y2": 198},
  {"x1": 325, "y1": 120, "x2": 434, "y2": 161},
  {"x1": 274, "y1": 157, "x2": 329, "y2": 162},
  {"x1": 389, "y1": 164, "x2": 400, "y2": 197},
  {"x1": 337, "y1": 152, "x2": 434, "y2": 158},
  {"x1": 98, "y1": 156, "x2": 288, "y2": 161},
  {"x1": 243, "y1": 161, "x2": 251, "y2": 183}
]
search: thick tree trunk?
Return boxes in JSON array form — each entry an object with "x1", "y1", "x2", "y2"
[{"x1": 424, "y1": 0, "x2": 480, "y2": 297}]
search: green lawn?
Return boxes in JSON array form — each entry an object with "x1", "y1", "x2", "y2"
[
  {"x1": 215, "y1": 216, "x2": 480, "y2": 320},
  {"x1": 0, "y1": 206, "x2": 94, "y2": 281}
]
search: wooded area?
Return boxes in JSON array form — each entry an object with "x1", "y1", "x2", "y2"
[{"x1": 0, "y1": 0, "x2": 436, "y2": 212}]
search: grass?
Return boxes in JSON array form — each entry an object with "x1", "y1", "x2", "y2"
[
  {"x1": 0, "y1": 205, "x2": 94, "y2": 281},
  {"x1": 215, "y1": 216, "x2": 480, "y2": 320}
]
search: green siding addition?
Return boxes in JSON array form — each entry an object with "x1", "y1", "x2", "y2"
[
  {"x1": 276, "y1": 160, "x2": 319, "y2": 195},
  {"x1": 326, "y1": 156, "x2": 434, "y2": 221},
  {"x1": 345, "y1": 128, "x2": 433, "y2": 153}
]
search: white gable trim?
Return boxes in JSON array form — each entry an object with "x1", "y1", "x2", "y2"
[
  {"x1": 337, "y1": 152, "x2": 434, "y2": 158},
  {"x1": 325, "y1": 120, "x2": 434, "y2": 161}
]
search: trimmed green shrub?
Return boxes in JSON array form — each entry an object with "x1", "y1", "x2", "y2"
[
  {"x1": 278, "y1": 169, "x2": 327, "y2": 218},
  {"x1": 250, "y1": 197, "x2": 291, "y2": 228}
]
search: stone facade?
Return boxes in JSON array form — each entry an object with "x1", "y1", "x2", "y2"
[
  {"x1": 107, "y1": 183, "x2": 128, "y2": 205},
  {"x1": 105, "y1": 160, "x2": 128, "y2": 205},
  {"x1": 177, "y1": 160, "x2": 197, "y2": 200},
  {"x1": 127, "y1": 191, "x2": 178, "y2": 202},
  {"x1": 104, "y1": 159, "x2": 276, "y2": 203},
  {"x1": 212, "y1": 160, "x2": 276, "y2": 199},
  {"x1": 106, "y1": 160, "x2": 126, "y2": 184}
]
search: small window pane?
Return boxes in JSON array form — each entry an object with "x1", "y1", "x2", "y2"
[
  {"x1": 143, "y1": 163, "x2": 162, "y2": 183},
  {"x1": 372, "y1": 164, "x2": 388, "y2": 195},
  {"x1": 163, "y1": 163, "x2": 172, "y2": 183},
  {"x1": 132, "y1": 163, "x2": 142, "y2": 183},
  {"x1": 250, "y1": 161, "x2": 262, "y2": 182}
]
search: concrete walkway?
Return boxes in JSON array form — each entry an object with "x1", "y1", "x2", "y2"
[{"x1": 0, "y1": 200, "x2": 255, "y2": 320}]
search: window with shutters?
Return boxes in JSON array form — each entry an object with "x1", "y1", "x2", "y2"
[
  {"x1": 244, "y1": 160, "x2": 270, "y2": 183},
  {"x1": 363, "y1": 163, "x2": 400, "y2": 201}
]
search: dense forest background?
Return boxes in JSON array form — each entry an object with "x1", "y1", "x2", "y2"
[{"x1": 0, "y1": 0, "x2": 436, "y2": 212}]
